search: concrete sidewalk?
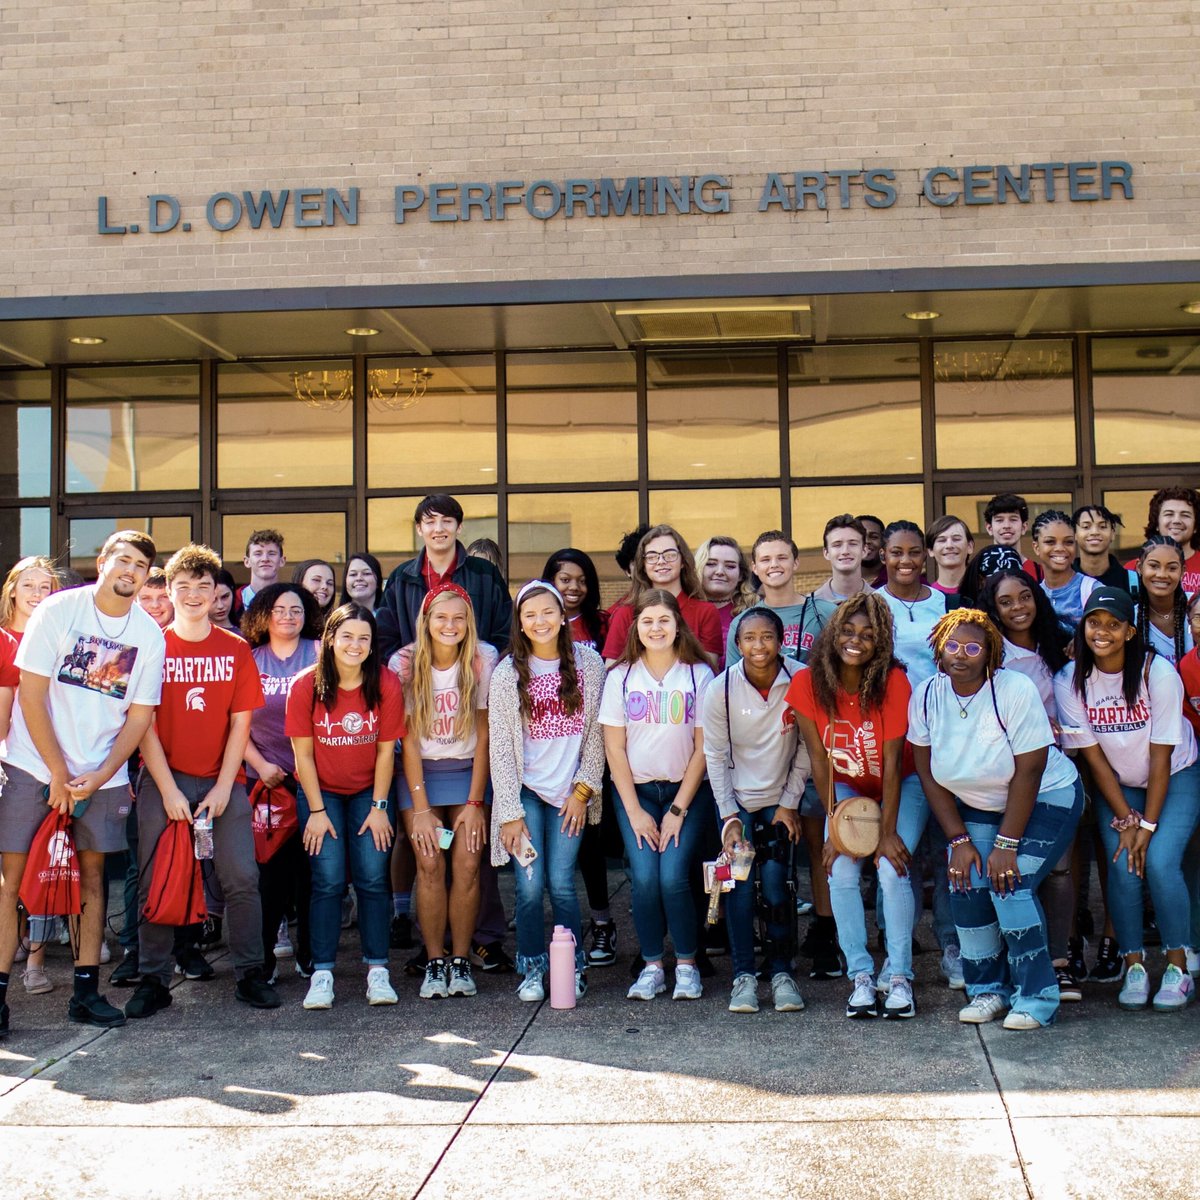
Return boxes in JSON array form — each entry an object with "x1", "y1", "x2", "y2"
[{"x1": 1, "y1": 878, "x2": 1198, "y2": 1200}]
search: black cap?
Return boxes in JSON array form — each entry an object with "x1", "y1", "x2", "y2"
[{"x1": 1082, "y1": 585, "x2": 1136, "y2": 625}]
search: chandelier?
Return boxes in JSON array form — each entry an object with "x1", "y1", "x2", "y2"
[
  {"x1": 933, "y1": 345, "x2": 1070, "y2": 393},
  {"x1": 291, "y1": 367, "x2": 434, "y2": 412}
]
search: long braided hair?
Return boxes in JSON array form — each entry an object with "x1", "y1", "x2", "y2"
[
  {"x1": 1135, "y1": 535, "x2": 1189, "y2": 663},
  {"x1": 807, "y1": 592, "x2": 899, "y2": 718}
]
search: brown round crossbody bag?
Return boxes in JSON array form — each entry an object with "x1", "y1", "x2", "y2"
[{"x1": 824, "y1": 749, "x2": 881, "y2": 859}]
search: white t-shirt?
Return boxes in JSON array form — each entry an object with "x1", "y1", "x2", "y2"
[
  {"x1": 1137, "y1": 608, "x2": 1195, "y2": 667},
  {"x1": 6, "y1": 586, "x2": 166, "y2": 785},
  {"x1": 879, "y1": 589, "x2": 947, "y2": 686},
  {"x1": 907, "y1": 669, "x2": 1078, "y2": 812},
  {"x1": 1001, "y1": 640, "x2": 1057, "y2": 724},
  {"x1": 522, "y1": 654, "x2": 585, "y2": 808},
  {"x1": 599, "y1": 658, "x2": 713, "y2": 784},
  {"x1": 417, "y1": 645, "x2": 497, "y2": 761},
  {"x1": 1053, "y1": 654, "x2": 1197, "y2": 788}
]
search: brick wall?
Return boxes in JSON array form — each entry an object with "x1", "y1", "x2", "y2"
[{"x1": 1, "y1": 0, "x2": 1197, "y2": 298}]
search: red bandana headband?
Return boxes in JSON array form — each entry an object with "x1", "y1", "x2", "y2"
[{"x1": 423, "y1": 581, "x2": 473, "y2": 613}]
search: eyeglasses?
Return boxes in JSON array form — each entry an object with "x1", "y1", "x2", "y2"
[
  {"x1": 944, "y1": 640, "x2": 984, "y2": 658},
  {"x1": 271, "y1": 607, "x2": 305, "y2": 618},
  {"x1": 643, "y1": 550, "x2": 681, "y2": 565}
]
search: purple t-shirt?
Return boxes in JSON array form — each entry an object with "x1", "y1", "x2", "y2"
[{"x1": 248, "y1": 639, "x2": 319, "y2": 777}]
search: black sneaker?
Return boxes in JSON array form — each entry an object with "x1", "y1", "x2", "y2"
[
  {"x1": 111, "y1": 948, "x2": 141, "y2": 987},
  {"x1": 235, "y1": 967, "x2": 281, "y2": 1009},
  {"x1": 585, "y1": 921, "x2": 617, "y2": 967},
  {"x1": 810, "y1": 947, "x2": 845, "y2": 980},
  {"x1": 1055, "y1": 965, "x2": 1083, "y2": 1002},
  {"x1": 470, "y1": 941, "x2": 515, "y2": 974},
  {"x1": 694, "y1": 949, "x2": 716, "y2": 979},
  {"x1": 199, "y1": 916, "x2": 223, "y2": 948},
  {"x1": 174, "y1": 946, "x2": 215, "y2": 981},
  {"x1": 0, "y1": 1001, "x2": 9, "y2": 1039},
  {"x1": 124, "y1": 978, "x2": 172, "y2": 1020},
  {"x1": 389, "y1": 914, "x2": 415, "y2": 950},
  {"x1": 68, "y1": 990, "x2": 127, "y2": 1028},
  {"x1": 1090, "y1": 936, "x2": 1124, "y2": 983},
  {"x1": 1067, "y1": 935, "x2": 1089, "y2": 983},
  {"x1": 404, "y1": 948, "x2": 429, "y2": 978}
]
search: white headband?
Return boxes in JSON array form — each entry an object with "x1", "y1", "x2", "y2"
[{"x1": 515, "y1": 579, "x2": 565, "y2": 610}]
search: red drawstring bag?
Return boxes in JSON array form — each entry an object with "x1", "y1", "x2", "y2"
[
  {"x1": 143, "y1": 820, "x2": 206, "y2": 926},
  {"x1": 19, "y1": 808, "x2": 82, "y2": 923},
  {"x1": 250, "y1": 780, "x2": 299, "y2": 864}
]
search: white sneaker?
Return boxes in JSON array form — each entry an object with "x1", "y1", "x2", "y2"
[
  {"x1": 420, "y1": 958, "x2": 450, "y2": 1000},
  {"x1": 1185, "y1": 946, "x2": 1199, "y2": 978},
  {"x1": 1002, "y1": 1010, "x2": 1042, "y2": 1030},
  {"x1": 846, "y1": 971, "x2": 879, "y2": 1018},
  {"x1": 884, "y1": 975, "x2": 916, "y2": 1019},
  {"x1": 672, "y1": 963, "x2": 703, "y2": 1001},
  {"x1": 1118, "y1": 962, "x2": 1151, "y2": 1010},
  {"x1": 728, "y1": 972, "x2": 759, "y2": 1013},
  {"x1": 1152, "y1": 964, "x2": 1195, "y2": 1012},
  {"x1": 770, "y1": 972, "x2": 806, "y2": 1013},
  {"x1": 958, "y1": 993, "x2": 1007, "y2": 1024},
  {"x1": 303, "y1": 970, "x2": 334, "y2": 1010},
  {"x1": 941, "y1": 945, "x2": 966, "y2": 990},
  {"x1": 517, "y1": 969, "x2": 545, "y2": 1002},
  {"x1": 366, "y1": 966, "x2": 398, "y2": 1006},
  {"x1": 99, "y1": 940, "x2": 112, "y2": 965},
  {"x1": 627, "y1": 964, "x2": 666, "y2": 1001}
]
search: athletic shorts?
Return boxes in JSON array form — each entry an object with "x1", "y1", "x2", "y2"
[{"x1": 0, "y1": 762, "x2": 132, "y2": 854}]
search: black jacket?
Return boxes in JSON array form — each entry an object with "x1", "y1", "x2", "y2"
[{"x1": 375, "y1": 544, "x2": 513, "y2": 660}]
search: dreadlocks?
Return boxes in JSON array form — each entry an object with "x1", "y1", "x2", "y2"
[
  {"x1": 928, "y1": 608, "x2": 1005, "y2": 677},
  {"x1": 807, "y1": 592, "x2": 899, "y2": 718}
]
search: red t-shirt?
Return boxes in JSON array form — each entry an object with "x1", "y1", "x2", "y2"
[
  {"x1": 785, "y1": 665, "x2": 913, "y2": 801},
  {"x1": 1179, "y1": 647, "x2": 1200, "y2": 739},
  {"x1": 286, "y1": 668, "x2": 406, "y2": 795},
  {"x1": 0, "y1": 627, "x2": 19, "y2": 687},
  {"x1": 602, "y1": 593, "x2": 723, "y2": 659},
  {"x1": 156, "y1": 626, "x2": 264, "y2": 779},
  {"x1": 568, "y1": 610, "x2": 609, "y2": 652}
]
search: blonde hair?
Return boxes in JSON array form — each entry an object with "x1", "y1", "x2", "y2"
[
  {"x1": 695, "y1": 536, "x2": 757, "y2": 614},
  {"x1": 0, "y1": 556, "x2": 60, "y2": 630},
  {"x1": 405, "y1": 590, "x2": 482, "y2": 743}
]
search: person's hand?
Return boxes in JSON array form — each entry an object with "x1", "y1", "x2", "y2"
[
  {"x1": 1112, "y1": 825, "x2": 1142, "y2": 876},
  {"x1": 986, "y1": 846, "x2": 1021, "y2": 896},
  {"x1": 1129, "y1": 827, "x2": 1152, "y2": 878},
  {"x1": 258, "y1": 762, "x2": 286, "y2": 789},
  {"x1": 44, "y1": 775, "x2": 74, "y2": 816},
  {"x1": 162, "y1": 785, "x2": 193, "y2": 824},
  {"x1": 559, "y1": 794, "x2": 587, "y2": 838},
  {"x1": 65, "y1": 771, "x2": 105, "y2": 809},
  {"x1": 875, "y1": 831, "x2": 910, "y2": 877},
  {"x1": 195, "y1": 783, "x2": 232, "y2": 822},
  {"x1": 658, "y1": 808, "x2": 685, "y2": 852},
  {"x1": 947, "y1": 841, "x2": 980, "y2": 892},
  {"x1": 452, "y1": 805, "x2": 486, "y2": 856},
  {"x1": 409, "y1": 808, "x2": 441, "y2": 858},
  {"x1": 358, "y1": 806, "x2": 394, "y2": 853},
  {"x1": 501, "y1": 818, "x2": 530, "y2": 858},
  {"x1": 820, "y1": 838, "x2": 839, "y2": 873},
  {"x1": 721, "y1": 819, "x2": 745, "y2": 856},
  {"x1": 627, "y1": 805, "x2": 661, "y2": 851},
  {"x1": 772, "y1": 806, "x2": 802, "y2": 844},
  {"x1": 304, "y1": 809, "x2": 337, "y2": 855}
]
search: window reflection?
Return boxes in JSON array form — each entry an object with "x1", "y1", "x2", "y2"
[
  {"x1": 368, "y1": 356, "x2": 496, "y2": 490},
  {"x1": 0, "y1": 371, "x2": 51, "y2": 499},
  {"x1": 940, "y1": 491, "x2": 1073, "y2": 550},
  {"x1": 507, "y1": 353, "x2": 637, "y2": 485},
  {"x1": 67, "y1": 366, "x2": 199, "y2": 493},
  {"x1": 0, "y1": 507, "x2": 51, "y2": 561},
  {"x1": 789, "y1": 346, "x2": 921, "y2": 477},
  {"x1": 218, "y1": 361, "x2": 353, "y2": 489},
  {"x1": 650, "y1": 488, "x2": 780, "y2": 557},
  {"x1": 221, "y1": 512, "x2": 347, "y2": 586},
  {"x1": 368, "y1": 495, "x2": 498, "y2": 579},
  {"x1": 1100, "y1": 490, "x2": 1157, "y2": 555},
  {"x1": 934, "y1": 340, "x2": 1076, "y2": 469},
  {"x1": 68, "y1": 515, "x2": 193, "y2": 575},
  {"x1": 1092, "y1": 337, "x2": 1200, "y2": 465},
  {"x1": 648, "y1": 351, "x2": 779, "y2": 480}
]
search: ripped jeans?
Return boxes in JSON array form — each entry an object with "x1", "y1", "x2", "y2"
[{"x1": 952, "y1": 780, "x2": 1083, "y2": 1027}]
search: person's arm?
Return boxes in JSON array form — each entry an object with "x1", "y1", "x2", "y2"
[
  {"x1": 911, "y1": 742, "x2": 981, "y2": 891},
  {"x1": 0, "y1": 686, "x2": 12, "y2": 745},
  {"x1": 701, "y1": 678, "x2": 737, "y2": 821},
  {"x1": 450, "y1": 707, "x2": 489, "y2": 851},
  {"x1": 604, "y1": 724, "x2": 660, "y2": 851},
  {"x1": 401, "y1": 727, "x2": 441, "y2": 858},
  {"x1": 356, "y1": 738, "x2": 396, "y2": 852},
  {"x1": 987, "y1": 746, "x2": 1047, "y2": 896},
  {"x1": 17, "y1": 671, "x2": 72, "y2": 813},
  {"x1": 244, "y1": 738, "x2": 286, "y2": 788},
  {"x1": 658, "y1": 726, "x2": 709, "y2": 852},
  {"x1": 196, "y1": 710, "x2": 253, "y2": 820},
  {"x1": 138, "y1": 721, "x2": 192, "y2": 823},
  {"x1": 292, "y1": 735, "x2": 336, "y2": 855}
]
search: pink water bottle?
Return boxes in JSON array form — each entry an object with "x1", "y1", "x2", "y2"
[{"x1": 549, "y1": 925, "x2": 577, "y2": 1009}]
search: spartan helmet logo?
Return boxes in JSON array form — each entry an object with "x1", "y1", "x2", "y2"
[
  {"x1": 47, "y1": 831, "x2": 74, "y2": 868},
  {"x1": 186, "y1": 687, "x2": 207, "y2": 712}
]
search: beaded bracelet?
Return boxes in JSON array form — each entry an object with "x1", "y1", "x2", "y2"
[
  {"x1": 993, "y1": 833, "x2": 1020, "y2": 852},
  {"x1": 1110, "y1": 809, "x2": 1143, "y2": 832},
  {"x1": 948, "y1": 833, "x2": 972, "y2": 849}
]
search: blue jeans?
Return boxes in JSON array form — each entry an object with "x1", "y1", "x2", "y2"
[
  {"x1": 1096, "y1": 761, "x2": 1200, "y2": 956},
  {"x1": 726, "y1": 805, "x2": 793, "y2": 978},
  {"x1": 827, "y1": 776, "x2": 923, "y2": 980},
  {"x1": 512, "y1": 787, "x2": 586, "y2": 974},
  {"x1": 614, "y1": 780, "x2": 710, "y2": 961},
  {"x1": 953, "y1": 781, "x2": 1083, "y2": 1026},
  {"x1": 297, "y1": 786, "x2": 393, "y2": 970}
]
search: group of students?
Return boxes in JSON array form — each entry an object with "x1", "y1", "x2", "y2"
[{"x1": 2, "y1": 484, "x2": 1200, "y2": 1038}]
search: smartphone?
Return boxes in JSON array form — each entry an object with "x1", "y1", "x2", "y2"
[
  {"x1": 437, "y1": 826, "x2": 455, "y2": 851},
  {"x1": 515, "y1": 831, "x2": 538, "y2": 867},
  {"x1": 43, "y1": 784, "x2": 89, "y2": 818}
]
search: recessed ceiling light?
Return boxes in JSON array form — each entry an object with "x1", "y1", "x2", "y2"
[
  {"x1": 690, "y1": 462, "x2": 708, "y2": 468},
  {"x1": 903, "y1": 311, "x2": 940, "y2": 321},
  {"x1": 344, "y1": 326, "x2": 380, "y2": 336},
  {"x1": 69, "y1": 335, "x2": 106, "y2": 345},
  {"x1": 1180, "y1": 302, "x2": 1200, "y2": 315}
]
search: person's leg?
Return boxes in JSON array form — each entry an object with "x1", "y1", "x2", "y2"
[
  {"x1": 344, "y1": 789, "x2": 393, "y2": 967},
  {"x1": 445, "y1": 809, "x2": 483, "y2": 959},
  {"x1": 257, "y1": 845, "x2": 287, "y2": 979},
  {"x1": 613, "y1": 785, "x2": 670, "y2": 964},
  {"x1": 723, "y1": 809, "x2": 756, "y2": 979},
  {"x1": 577, "y1": 820, "x2": 611, "y2": 919},
  {"x1": 1039, "y1": 842, "x2": 1076, "y2": 964},
  {"x1": 119, "y1": 804, "x2": 139, "y2": 952},
  {"x1": 1095, "y1": 789, "x2": 1147, "y2": 959},
  {"x1": 954, "y1": 813, "x2": 1011, "y2": 1004},
  {"x1": 134, "y1": 773, "x2": 179, "y2": 986},
  {"x1": 659, "y1": 781, "x2": 707, "y2": 963},
  {"x1": 298, "y1": 787, "x2": 348, "y2": 971},
  {"x1": 1184, "y1": 826, "x2": 1200, "y2": 954},
  {"x1": 754, "y1": 809, "x2": 795, "y2": 977},
  {"x1": 1141, "y1": 765, "x2": 1200, "y2": 965},
  {"x1": 511, "y1": 790, "x2": 551, "y2": 976},
  {"x1": 542, "y1": 797, "x2": 586, "y2": 971},
  {"x1": 828, "y1": 849, "x2": 872, "y2": 976},
  {"x1": 209, "y1": 781, "x2": 265, "y2": 979},
  {"x1": 402, "y1": 806, "x2": 449, "y2": 957}
]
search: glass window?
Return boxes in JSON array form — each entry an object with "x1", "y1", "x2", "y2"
[
  {"x1": 1101, "y1": 490, "x2": 1157, "y2": 557},
  {"x1": 940, "y1": 491, "x2": 1074, "y2": 548},
  {"x1": 791, "y1": 483, "x2": 925, "y2": 586},
  {"x1": 508, "y1": 491, "x2": 639, "y2": 609},
  {"x1": 68, "y1": 515, "x2": 193, "y2": 575},
  {"x1": 368, "y1": 356, "x2": 496, "y2": 490},
  {"x1": 218, "y1": 361, "x2": 353, "y2": 489},
  {"x1": 221, "y1": 512, "x2": 347, "y2": 585},
  {"x1": 367, "y1": 495, "x2": 498, "y2": 579},
  {"x1": 1092, "y1": 337, "x2": 1200, "y2": 465},
  {"x1": 507, "y1": 353, "x2": 637, "y2": 485},
  {"x1": 789, "y1": 345, "x2": 921, "y2": 478},
  {"x1": 0, "y1": 371, "x2": 51, "y2": 498},
  {"x1": 66, "y1": 366, "x2": 199, "y2": 494},
  {"x1": 934, "y1": 340, "x2": 1076, "y2": 470},
  {"x1": 0, "y1": 507, "x2": 51, "y2": 559},
  {"x1": 649, "y1": 487, "x2": 781, "y2": 557},
  {"x1": 647, "y1": 351, "x2": 779, "y2": 481}
]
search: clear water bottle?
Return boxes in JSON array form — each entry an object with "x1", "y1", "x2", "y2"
[{"x1": 193, "y1": 814, "x2": 214, "y2": 860}]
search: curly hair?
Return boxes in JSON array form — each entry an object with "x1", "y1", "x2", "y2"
[
  {"x1": 806, "y1": 592, "x2": 899, "y2": 718},
  {"x1": 509, "y1": 583, "x2": 582, "y2": 722},
  {"x1": 928, "y1": 608, "x2": 1005, "y2": 677},
  {"x1": 1145, "y1": 487, "x2": 1200, "y2": 550},
  {"x1": 611, "y1": 588, "x2": 710, "y2": 670},
  {"x1": 1135, "y1": 535, "x2": 1189, "y2": 663},
  {"x1": 0, "y1": 556, "x2": 60, "y2": 630},
  {"x1": 404, "y1": 589, "x2": 482, "y2": 743},
  {"x1": 977, "y1": 570, "x2": 1069, "y2": 675},
  {"x1": 695, "y1": 536, "x2": 757, "y2": 614},
  {"x1": 164, "y1": 543, "x2": 222, "y2": 586},
  {"x1": 240, "y1": 582, "x2": 324, "y2": 648}
]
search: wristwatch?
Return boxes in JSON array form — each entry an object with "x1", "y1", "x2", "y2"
[
  {"x1": 669, "y1": 803, "x2": 687, "y2": 818},
  {"x1": 371, "y1": 798, "x2": 389, "y2": 811},
  {"x1": 1138, "y1": 817, "x2": 1158, "y2": 833}
]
